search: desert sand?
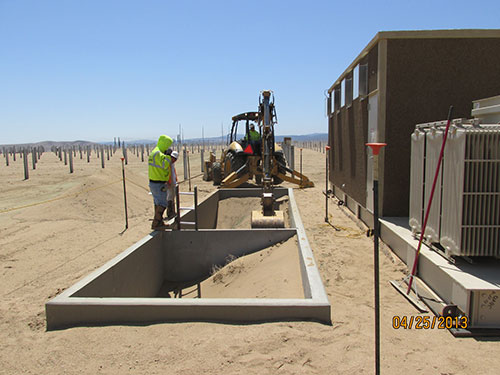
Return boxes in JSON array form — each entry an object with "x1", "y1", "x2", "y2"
[{"x1": 1, "y1": 146, "x2": 499, "y2": 374}]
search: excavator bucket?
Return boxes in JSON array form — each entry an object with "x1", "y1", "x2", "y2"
[{"x1": 251, "y1": 210, "x2": 285, "y2": 228}]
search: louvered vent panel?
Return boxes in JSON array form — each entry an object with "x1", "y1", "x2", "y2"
[
  {"x1": 410, "y1": 122, "x2": 500, "y2": 257},
  {"x1": 441, "y1": 126, "x2": 500, "y2": 257}
]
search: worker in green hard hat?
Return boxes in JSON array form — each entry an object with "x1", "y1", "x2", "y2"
[
  {"x1": 148, "y1": 135, "x2": 173, "y2": 230},
  {"x1": 245, "y1": 123, "x2": 261, "y2": 142}
]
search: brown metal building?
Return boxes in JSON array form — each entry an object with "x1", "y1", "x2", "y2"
[{"x1": 327, "y1": 29, "x2": 500, "y2": 223}]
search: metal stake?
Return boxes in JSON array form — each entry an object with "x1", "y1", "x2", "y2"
[
  {"x1": 366, "y1": 142, "x2": 387, "y2": 375},
  {"x1": 325, "y1": 145, "x2": 330, "y2": 222},
  {"x1": 23, "y1": 149, "x2": 29, "y2": 180},
  {"x1": 175, "y1": 184, "x2": 181, "y2": 230},
  {"x1": 300, "y1": 148, "x2": 303, "y2": 187},
  {"x1": 187, "y1": 150, "x2": 192, "y2": 192},
  {"x1": 194, "y1": 186, "x2": 198, "y2": 231},
  {"x1": 69, "y1": 149, "x2": 74, "y2": 173},
  {"x1": 120, "y1": 157, "x2": 129, "y2": 230}
]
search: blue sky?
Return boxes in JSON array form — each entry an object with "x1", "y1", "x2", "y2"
[{"x1": 1, "y1": 0, "x2": 499, "y2": 144}]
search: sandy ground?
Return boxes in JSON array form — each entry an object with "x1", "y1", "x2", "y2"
[
  {"x1": 1, "y1": 146, "x2": 500, "y2": 374},
  {"x1": 199, "y1": 237, "x2": 303, "y2": 299}
]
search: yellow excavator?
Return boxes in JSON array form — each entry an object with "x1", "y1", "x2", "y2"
[
  {"x1": 205, "y1": 91, "x2": 314, "y2": 189},
  {"x1": 203, "y1": 90, "x2": 314, "y2": 227}
]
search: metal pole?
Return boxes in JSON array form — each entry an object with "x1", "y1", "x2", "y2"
[
  {"x1": 121, "y1": 157, "x2": 129, "y2": 230},
  {"x1": 325, "y1": 146, "x2": 330, "y2": 222},
  {"x1": 101, "y1": 147, "x2": 105, "y2": 168},
  {"x1": 300, "y1": 148, "x2": 303, "y2": 187},
  {"x1": 32, "y1": 148, "x2": 36, "y2": 169},
  {"x1": 183, "y1": 149, "x2": 187, "y2": 180},
  {"x1": 23, "y1": 149, "x2": 29, "y2": 180},
  {"x1": 69, "y1": 149, "x2": 74, "y2": 173},
  {"x1": 373, "y1": 176, "x2": 380, "y2": 375},
  {"x1": 175, "y1": 184, "x2": 181, "y2": 230},
  {"x1": 5, "y1": 148, "x2": 9, "y2": 166},
  {"x1": 366, "y1": 142, "x2": 386, "y2": 375},
  {"x1": 194, "y1": 186, "x2": 198, "y2": 231},
  {"x1": 187, "y1": 151, "x2": 192, "y2": 192}
]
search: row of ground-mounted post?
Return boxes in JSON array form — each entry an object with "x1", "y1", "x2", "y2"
[
  {"x1": 3, "y1": 139, "x2": 324, "y2": 180},
  {"x1": 281, "y1": 138, "x2": 295, "y2": 171},
  {"x1": 288, "y1": 141, "x2": 327, "y2": 153},
  {"x1": 0, "y1": 146, "x2": 45, "y2": 179}
]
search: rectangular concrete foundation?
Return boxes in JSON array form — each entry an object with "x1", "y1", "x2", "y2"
[
  {"x1": 331, "y1": 185, "x2": 500, "y2": 332},
  {"x1": 46, "y1": 188, "x2": 331, "y2": 330},
  {"x1": 381, "y1": 217, "x2": 500, "y2": 331}
]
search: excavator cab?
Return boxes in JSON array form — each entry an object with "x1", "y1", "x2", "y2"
[{"x1": 228, "y1": 111, "x2": 261, "y2": 156}]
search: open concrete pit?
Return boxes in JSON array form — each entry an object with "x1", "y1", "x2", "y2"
[{"x1": 45, "y1": 188, "x2": 330, "y2": 330}]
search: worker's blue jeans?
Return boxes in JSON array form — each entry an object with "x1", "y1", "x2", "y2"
[{"x1": 149, "y1": 181, "x2": 168, "y2": 207}]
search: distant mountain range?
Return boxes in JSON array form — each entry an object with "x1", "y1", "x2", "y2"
[{"x1": 1, "y1": 133, "x2": 328, "y2": 149}]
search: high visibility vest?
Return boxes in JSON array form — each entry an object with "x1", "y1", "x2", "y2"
[
  {"x1": 245, "y1": 130, "x2": 260, "y2": 141},
  {"x1": 148, "y1": 147, "x2": 171, "y2": 182}
]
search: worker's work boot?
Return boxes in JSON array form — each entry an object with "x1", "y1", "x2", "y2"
[
  {"x1": 151, "y1": 205, "x2": 168, "y2": 230},
  {"x1": 167, "y1": 200, "x2": 175, "y2": 219}
]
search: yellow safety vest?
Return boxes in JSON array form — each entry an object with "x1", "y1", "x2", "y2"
[
  {"x1": 148, "y1": 135, "x2": 173, "y2": 181},
  {"x1": 245, "y1": 130, "x2": 260, "y2": 141}
]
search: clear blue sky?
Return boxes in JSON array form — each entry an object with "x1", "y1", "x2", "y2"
[{"x1": 1, "y1": 0, "x2": 499, "y2": 144}]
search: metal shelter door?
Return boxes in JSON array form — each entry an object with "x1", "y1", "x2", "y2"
[{"x1": 366, "y1": 92, "x2": 379, "y2": 212}]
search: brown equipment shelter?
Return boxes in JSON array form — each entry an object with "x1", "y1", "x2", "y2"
[{"x1": 327, "y1": 29, "x2": 500, "y2": 225}]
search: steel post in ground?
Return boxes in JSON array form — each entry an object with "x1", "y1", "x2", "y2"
[
  {"x1": 300, "y1": 148, "x2": 303, "y2": 187},
  {"x1": 13, "y1": 146, "x2": 16, "y2": 161},
  {"x1": 120, "y1": 157, "x2": 129, "y2": 230},
  {"x1": 187, "y1": 151, "x2": 191, "y2": 192},
  {"x1": 23, "y1": 149, "x2": 29, "y2": 180},
  {"x1": 325, "y1": 146, "x2": 330, "y2": 222},
  {"x1": 123, "y1": 144, "x2": 128, "y2": 165},
  {"x1": 101, "y1": 147, "x2": 105, "y2": 168},
  {"x1": 69, "y1": 149, "x2": 74, "y2": 173},
  {"x1": 200, "y1": 150, "x2": 204, "y2": 172},
  {"x1": 175, "y1": 185, "x2": 181, "y2": 230},
  {"x1": 194, "y1": 186, "x2": 198, "y2": 231},
  {"x1": 5, "y1": 148, "x2": 9, "y2": 166},
  {"x1": 366, "y1": 142, "x2": 386, "y2": 375},
  {"x1": 32, "y1": 148, "x2": 36, "y2": 169},
  {"x1": 183, "y1": 149, "x2": 187, "y2": 180}
]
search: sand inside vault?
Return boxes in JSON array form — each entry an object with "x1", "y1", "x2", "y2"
[
  {"x1": 180, "y1": 236, "x2": 303, "y2": 299},
  {"x1": 216, "y1": 196, "x2": 289, "y2": 229}
]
